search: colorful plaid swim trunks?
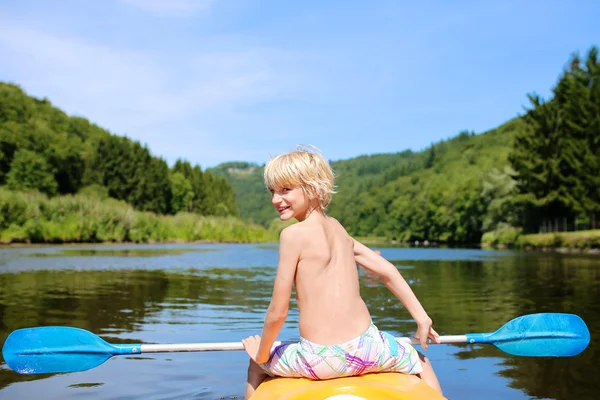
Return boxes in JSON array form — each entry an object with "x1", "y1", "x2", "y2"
[{"x1": 259, "y1": 323, "x2": 422, "y2": 380}]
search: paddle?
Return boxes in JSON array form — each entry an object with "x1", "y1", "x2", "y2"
[{"x1": 2, "y1": 313, "x2": 589, "y2": 375}]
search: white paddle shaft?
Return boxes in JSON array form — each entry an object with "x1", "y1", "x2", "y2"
[{"x1": 139, "y1": 335, "x2": 468, "y2": 353}]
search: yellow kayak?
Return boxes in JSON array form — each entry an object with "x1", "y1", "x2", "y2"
[{"x1": 252, "y1": 372, "x2": 447, "y2": 399}]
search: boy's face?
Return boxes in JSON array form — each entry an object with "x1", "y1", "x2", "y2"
[{"x1": 270, "y1": 185, "x2": 312, "y2": 221}]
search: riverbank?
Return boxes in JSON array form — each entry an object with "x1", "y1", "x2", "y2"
[
  {"x1": 0, "y1": 219, "x2": 276, "y2": 245},
  {"x1": 517, "y1": 230, "x2": 600, "y2": 252},
  {"x1": 0, "y1": 189, "x2": 276, "y2": 244},
  {"x1": 3, "y1": 186, "x2": 597, "y2": 251},
  {"x1": 359, "y1": 230, "x2": 600, "y2": 255},
  {"x1": 482, "y1": 228, "x2": 600, "y2": 253}
]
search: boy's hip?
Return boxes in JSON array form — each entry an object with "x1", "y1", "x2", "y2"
[{"x1": 259, "y1": 323, "x2": 423, "y2": 379}]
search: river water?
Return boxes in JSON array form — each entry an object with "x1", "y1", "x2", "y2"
[{"x1": 0, "y1": 244, "x2": 597, "y2": 399}]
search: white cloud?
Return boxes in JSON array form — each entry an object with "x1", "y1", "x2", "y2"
[
  {"x1": 119, "y1": 0, "x2": 214, "y2": 16},
  {"x1": 0, "y1": 14, "x2": 310, "y2": 166},
  {"x1": 0, "y1": 21, "x2": 172, "y2": 125}
]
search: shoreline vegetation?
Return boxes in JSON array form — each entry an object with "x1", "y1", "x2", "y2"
[
  {"x1": 0, "y1": 188, "x2": 277, "y2": 245},
  {"x1": 1, "y1": 187, "x2": 596, "y2": 256},
  {"x1": 360, "y1": 232, "x2": 600, "y2": 255},
  {"x1": 483, "y1": 229, "x2": 600, "y2": 253}
]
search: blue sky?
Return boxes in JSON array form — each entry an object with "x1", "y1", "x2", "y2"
[{"x1": 1, "y1": 1, "x2": 598, "y2": 168}]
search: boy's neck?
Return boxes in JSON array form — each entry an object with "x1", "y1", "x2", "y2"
[{"x1": 296, "y1": 202, "x2": 325, "y2": 222}]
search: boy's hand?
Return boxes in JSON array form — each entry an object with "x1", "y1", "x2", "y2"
[
  {"x1": 414, "y1": 319, "x2": 440, "y2": 350},
  {"x1": 242, "y1": 335, "x2": 268, "y2": 364}
]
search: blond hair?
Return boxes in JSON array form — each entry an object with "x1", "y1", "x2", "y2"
[{"x1": 264, "y1": 145, "x2": 336, "y2": 211}]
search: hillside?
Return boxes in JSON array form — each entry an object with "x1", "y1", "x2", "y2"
[
  {"x1": 0, "y1": 82, "x2": 237, "y2": 217},
  {"x1": 212, "y1": 118, "x2": 526, "y2": 242}
]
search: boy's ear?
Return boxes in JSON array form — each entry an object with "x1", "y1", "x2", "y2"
[
  {"x1": 301, "y1": 187, "x2": 312, "y2": 201},
  {"x1": 308, "y1": 187, "x2": 321, "y2": 202}
]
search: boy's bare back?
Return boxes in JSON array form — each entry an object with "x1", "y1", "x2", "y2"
[{"x1": 286, "y1": 214, "x2": 372, "y2": 345}]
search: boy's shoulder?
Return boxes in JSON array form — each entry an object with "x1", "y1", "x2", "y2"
[
  {"x1": 280, "y1": 216, "x2": 346, "y2": 239},
  {"x1": 279, "y1": 221, "x2": 308, "y2": 238},
  {"x1": 279, "y1": 219, "x2": 319, "y2": 241}
]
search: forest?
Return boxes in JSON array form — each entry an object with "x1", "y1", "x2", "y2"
[{"x1": 0, "y1": 81, "x2": 237, "y2": 216}]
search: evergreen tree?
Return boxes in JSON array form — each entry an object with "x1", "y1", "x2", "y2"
[
  {"x1": 144, "y1": 157, "x2": 171, "y2": 214},
  {"x1": 509, "y1": 46, "x2": 600, "y2": 231},
  {"x1": 0, "y1": 121, "x2": 20, "y2": 184},
  {"x1": 509, "y1": 96, "x2": 563, "y2": 229},
  {"x1": 425, "y1": 144, "x2": 435, "y2": 168},
  {"x1": 190, "y1": 165, "x2": 208, "y2": 214}
]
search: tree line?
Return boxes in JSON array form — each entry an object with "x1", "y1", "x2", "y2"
[{"x1": 0, "y1": 82, "x2": 237, "y2": 217}]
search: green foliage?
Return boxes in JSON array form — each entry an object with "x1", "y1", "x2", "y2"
[
  {"x1": 210, "y1": 161, "x2": 257, "y2": 172},
  {"x1": 169, "y1": 172, "x2": 194, "y2": 213},
  {"x1": 0, "y1": 121, "x2": 20, "y2": 184},
  {"x1": 0, "y1": 82, "x2": 238, "y2": 219},
  {"x1": 481, "y1": 225, "x2": 522, "y2": 247},
  {"x1": 424, "y1": 144, "x2": 435, "y2": 169},
  {"x1": 0, "y1": 188, "x2": 275, "y2": 244},
  {"x1": 215, "y1": 121, "x2": 523, "y2": 243},
  {"x1": 173, "y1": 159, "x2": 238, "y2": 217},
  {"x1": 82, "y1": 135, "x2": 172, "y2": 214},
  {"x1": 210, "y1": 162, "x2": 273, "y2": 225},
  {"x1": 79, "y1": 184, "x2": 110, "y2": 200},
  {"x1": 0, "y1": 82, "x2": 35, "y2": 123},
  {"x1": 518, "y1": 230, "x2": 600, "y2": 250},
  {"x1": 509, "y1": 46, "x2": 600, "y2": 231},
  {"x1": 480, "y1": 166, "x2": 520, "y2": 231},
  {"x1": 6, "y1": 149, "x2": 58, "y2": 195}
]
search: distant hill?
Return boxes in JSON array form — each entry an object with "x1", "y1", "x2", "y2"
[
  {"x1": 209, "y1": 161, "x2": 273, "y2": 227},
  {"x1": 211, "y1": 118, "x2": 526, "y2": 242}
]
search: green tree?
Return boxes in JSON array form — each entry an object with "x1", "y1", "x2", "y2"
[
  {"x1": 0, "y1": 83, "x2": 35, "y2": 123},
  {"x1": 6, "y1": 149, "x2": 58, "y2": 195},
  {"x1": 173, "y1": 159, "x2": 208, "y2": 215},
  {"x1": 509, "y1": 46, "x2": 600, "y2": 231},
  {"x1": 425, "y1": 144, "x2": 436, "y2": 168},
  {"x1": 0, "y1": 121, "x2": 20, "y2": 184},
  {"x1": 481, "y1": 167, "x2": 520, "y2": 232},
  {"x1": 170, "y1": 172, "x2": 194, "y2": 213}
]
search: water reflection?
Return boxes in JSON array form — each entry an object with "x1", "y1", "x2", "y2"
[
  {"x1": 0, "y1": 245, "x2": 597, "y2": 399},
  {"x1": 29, "y1": 248, "x2": 218, "y2": 257}
]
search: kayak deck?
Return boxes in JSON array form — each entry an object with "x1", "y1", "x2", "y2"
[{"x1": 252, "y1": 372, "x2": 447, "y2": 400}]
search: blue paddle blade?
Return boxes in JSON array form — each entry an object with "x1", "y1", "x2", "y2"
[
  {"x1": 2, "y1": 326, "x2": 140, "y2": 374},
  {"x1": 466, "y1": 313, "x2": 590, "y2": 357}
]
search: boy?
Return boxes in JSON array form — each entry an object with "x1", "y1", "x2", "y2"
[{"x1": 242, "y1": 146, "x2": 442, "y2": 399}]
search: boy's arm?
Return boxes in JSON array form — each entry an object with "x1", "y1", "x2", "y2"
[
  {"x1": 352, "y1": 238, "x2": 439, "y2": 349},
  {"x1": 255, "y1": 228, "x2": 300, "y2": 363}
]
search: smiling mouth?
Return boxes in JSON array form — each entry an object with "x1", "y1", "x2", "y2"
[{"x1": 277, "y1": 206, "x2": 290, "y2": 213}]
